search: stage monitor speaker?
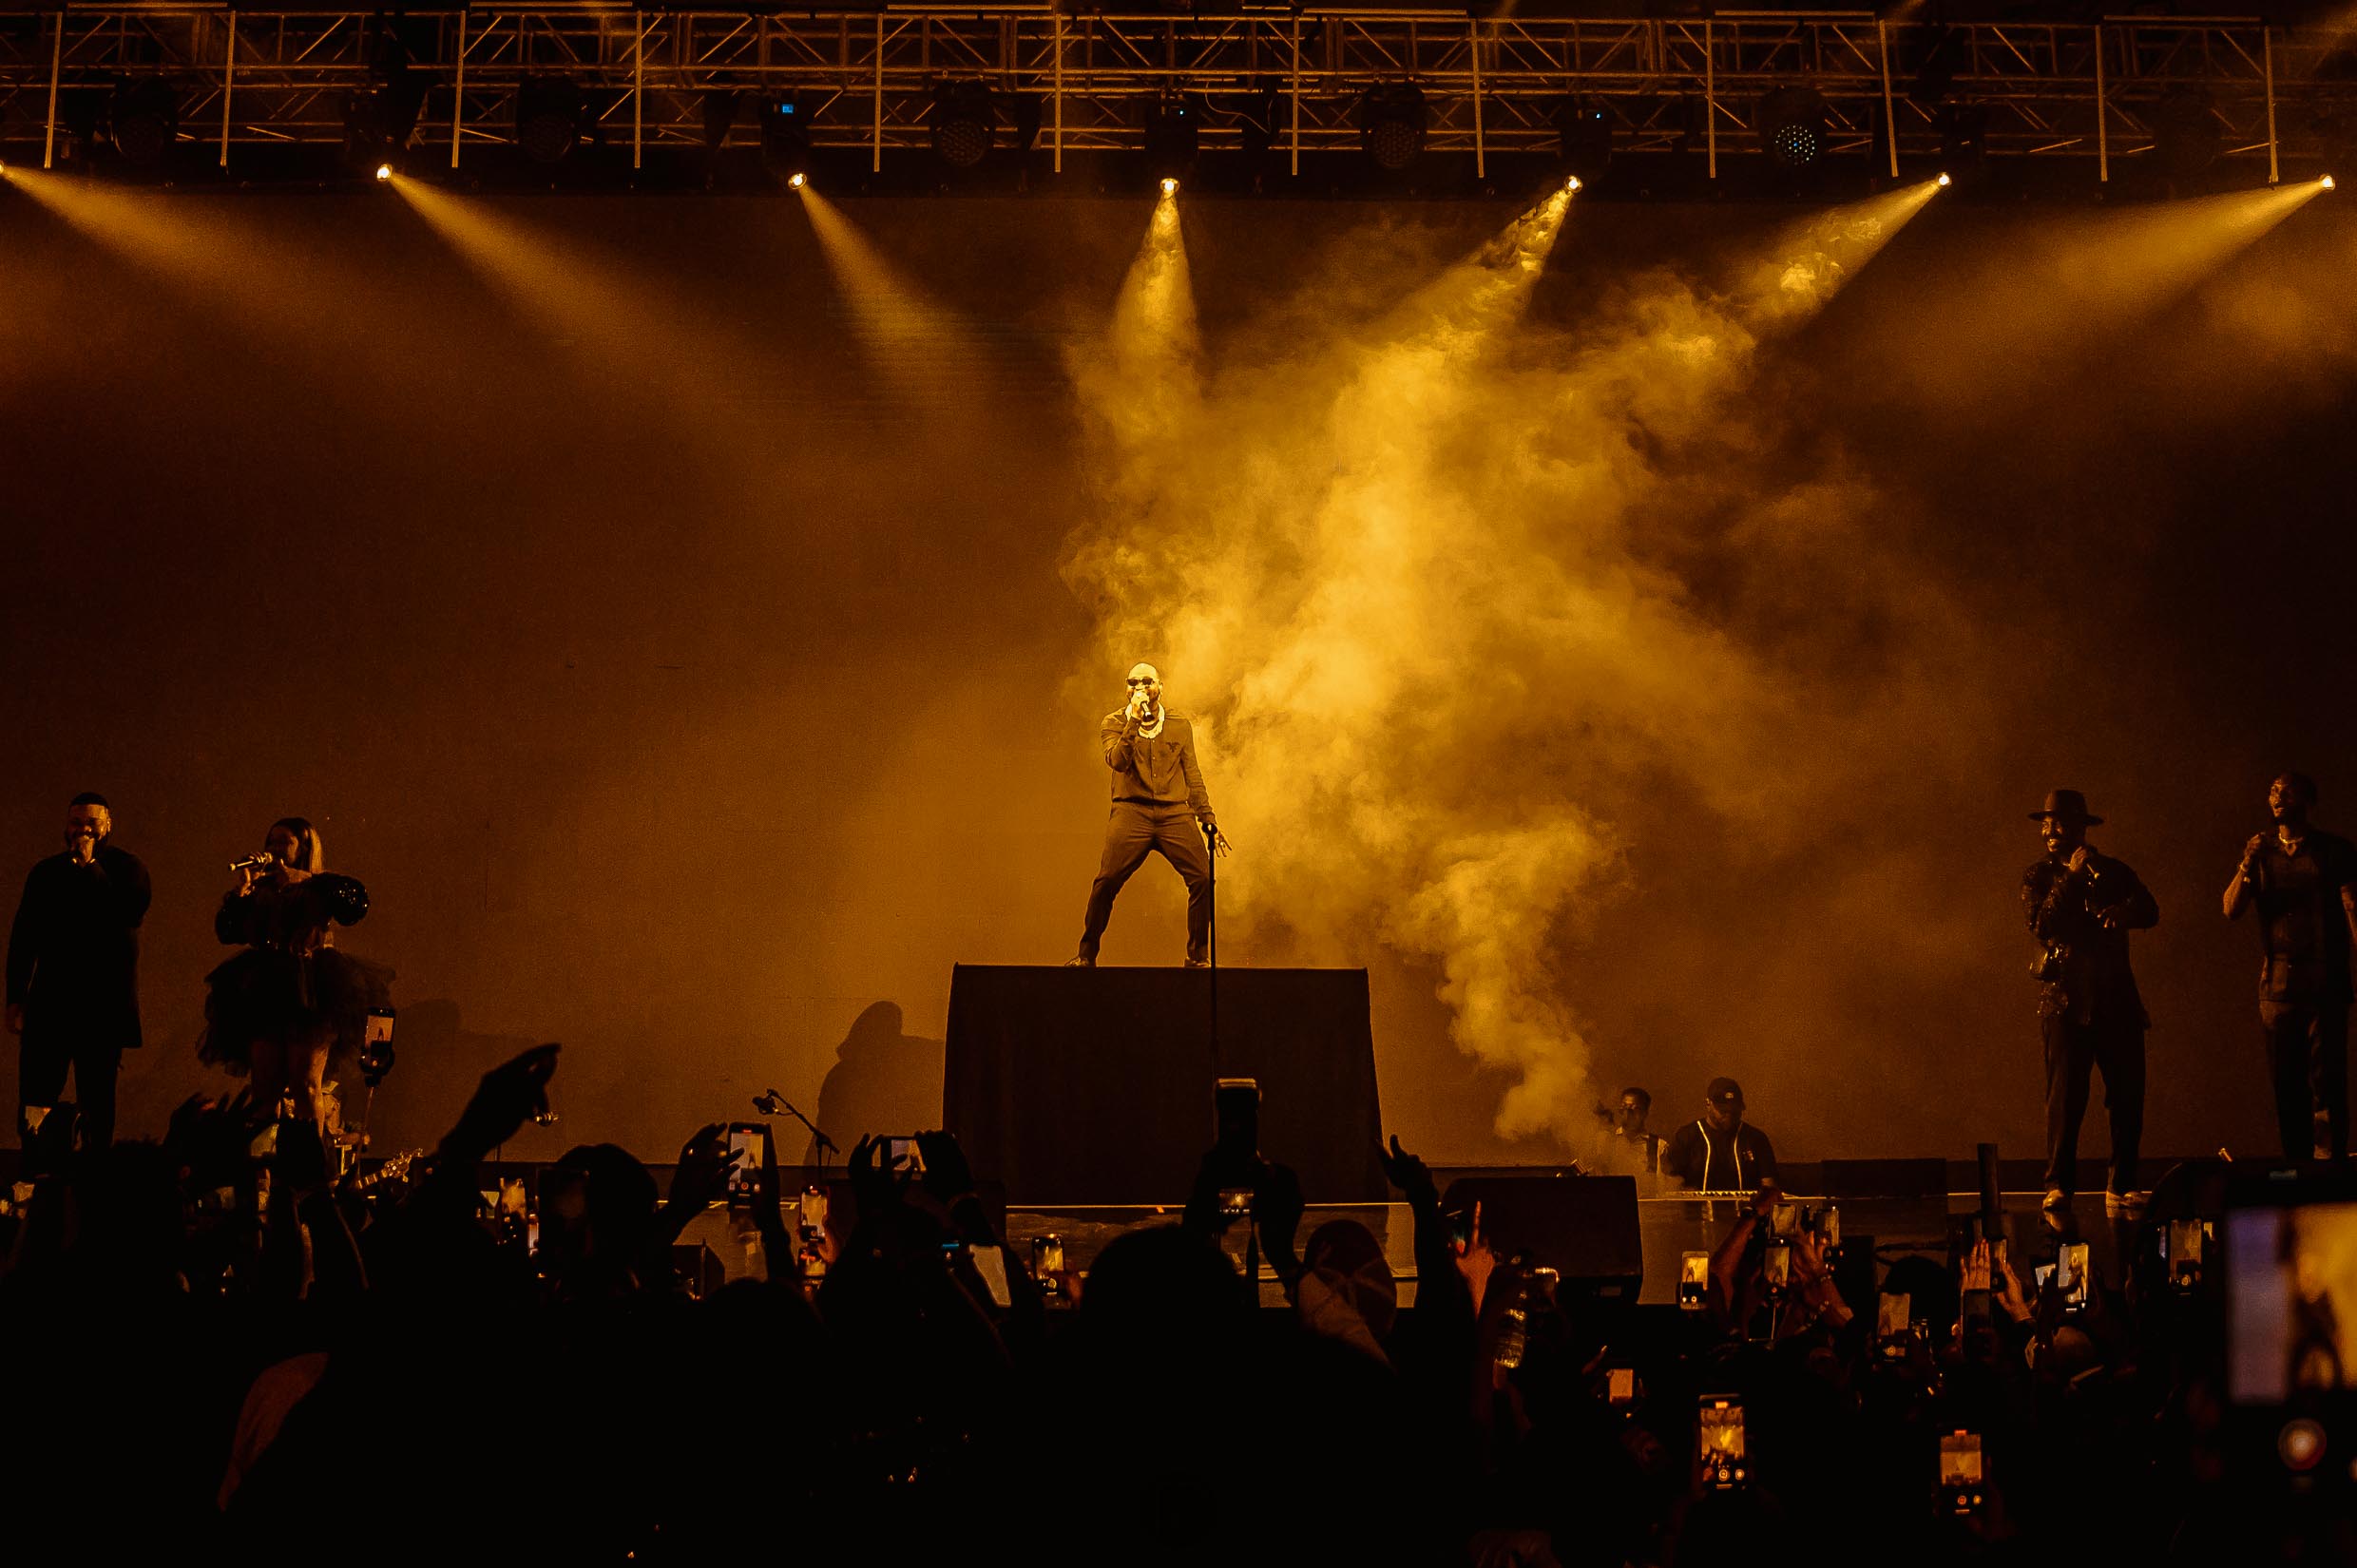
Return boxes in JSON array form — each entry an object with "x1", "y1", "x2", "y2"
[
  {"x1": 1818, "y1": 1158, "x2": 1948, "y2": 1199},
  {"x1": 1437, "y1": 1175, "x2": 1641, "y2": 1299},
  {"x1": 945, "y1": 966, "x2": 1388, "y2": 1205}
]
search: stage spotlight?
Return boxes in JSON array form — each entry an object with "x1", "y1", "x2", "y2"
[
  {"x1": 374, "y1": 163, "x2": 393, "y2": 182},
  {"x1": 1934, "y1": 103, "x2": 1988, "y2": 179},
  {"x1": 1144, "y1": 93, "x2": 1200, "y2": 185},
  {"x1": 1161, "y1": 176, "x2": 1178, "y2": 197},
  {"x1": 929, "y1": 82, "x2": 996, "y2": 172},
  {"x1": 701, "y1": 90, "x2": 739, "y2": 156},
  {"x1": 1752, "y1": 86, "x2": 1828, "y2": 169},
  {"x1": 1009, "y1": 93, "x2": 1043, "y2": 155},
  {"x1": 341, "y1": 60, "x2": 426, "y2": 176},
  {"x1": 1236, "y1": 80, "x2": 1281, "y2": 167},
  {"x1": 1936, "y1": 171, "x2": 1951, "y2": 187},
  {"x1": 759, "y1": 94, "x2": 813, "y2": 184},
  {"x1": 2324, "y1": 174, "x2": 2338, "y2": 191},
  {"x1": 1359, "y1": 85, "x2": 1428, "y2": 172},
  {"x1": 1552, "y1": 96, "x2": 1614, "y2": 184},
  {"x1": 1565, "y1": 175, "x2": 1582, "y2": 193},
  {"x1": 515, "y1": 76, "x2": 587, "y2": 165},
  {"x1": 789, "y1": 171, "x2": 807, "y2": 190},
  {"x1": 108, "y1": 78, "x2": 181, "y2": 165},
  {"x1": 2149, "y1": 86, "x2": 2220, "y2": 180}
]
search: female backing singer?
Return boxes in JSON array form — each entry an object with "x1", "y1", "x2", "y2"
[{"x1": 199, "y1": 817, "x2": 392, "y2": 1126}]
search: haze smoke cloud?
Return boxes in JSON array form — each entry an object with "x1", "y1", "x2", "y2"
[{"x1": 1064, "y1": 187, "x2": 1944, "y2": 1145}]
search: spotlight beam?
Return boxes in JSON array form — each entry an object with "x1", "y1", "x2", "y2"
[
  {"x1": 388, "y1": 174, "x2": 811, "y2": 467},
  {"x1": 1094, "y1": 184, "x2": 1201, "y2": 452},
  {"x1": 796, "y1": 186, "x2": 990, "y2": 419}
]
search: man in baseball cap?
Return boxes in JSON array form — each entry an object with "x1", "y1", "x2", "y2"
[{"x1": 1662, "y1": 1077, "x2": 1778, "y2": 1194}]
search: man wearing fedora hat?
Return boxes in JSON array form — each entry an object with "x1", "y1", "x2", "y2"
[{"x1": 2022, "y1": 789, "x2": 2159, "y2": 1220}]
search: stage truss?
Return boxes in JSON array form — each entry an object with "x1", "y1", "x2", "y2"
[{"x1": 2, "y1": 5, "x2": 2353, "y2": 182}]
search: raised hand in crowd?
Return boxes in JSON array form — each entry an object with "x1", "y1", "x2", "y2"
[
  {"x1": 659, "y1": 1122, "x2": 732, "y2": 1246},
  {"x1": 1377, "y1": 1132, "x2": 1440, "y2": 1214},
  {"x1": 1250, "y1": 1156, "x2": 1305, "y2": 1289},
  {"x1": 437, "y1": 1042, "x2": 560, "y2": 1167},
  {"x1": 1452, "y1": 1197, "x2": 1497, "y2": 1317},
  {"x1": 1994, "y1": 1240, "x2": 2034, "y2": 1324}
]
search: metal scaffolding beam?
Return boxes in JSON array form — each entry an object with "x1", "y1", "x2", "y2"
[{"x1": 1, "y1": 7, "x2": 2350, "y2": 172}]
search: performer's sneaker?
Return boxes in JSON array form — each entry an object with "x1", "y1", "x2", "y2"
[
  {"x1": 1064, "y1": 956, "x2": 1095, "y2": 967},
  {"x1": 1185, "y1": 958, "x2": 1210, "y2": 968},
  {"x1": 2104, "y1": 1190, "x2": 2148, "y2": 1221},
  {"x1": 2041, "y1": 1188, "x2": 2071, "y2": 1227}
]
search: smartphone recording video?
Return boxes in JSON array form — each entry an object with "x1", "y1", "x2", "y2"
[
  {"x1": 2167, "y1": 1218, "x2": 2208, "y2": 1291},
  {"x1": 1764, "y1": 1238, "x2": 1792, "y2": 1290},
  {"x1": 1698, "y1": 1396, "x2": 1747, "y2": 1489},
  {"x1": 1940, "y1": 1430, "x2": 1985, "y2": 1515},
  {"x1": 2058, "y1": 1241, "x2": 2090, "y2": 1310},
  {"x1": 1679, "y1": 1251, "x2": 1710, "y2": 1310},
  {"x1": 2228, "y1": 1198, "x2": 2357, "y2": 1404},
  {"x1": 1877, "y1": 1291, "x2": 1912, "y2": 1357},
  {"x1": 1607, "y1": 1367, "x2": 1637, "y2": 1406},
  {"x1": 884, "y1": 1136, "x2": 926, "y2": 1176},
  {"x1": 725, "y1": 1123, "x2": 767, "y2": 1206},
  {"x1": 1214, "y1": 1078, "x2": 1260, "y2": 1172},
  {"x1": 1031, "y1": 1233, "x2": 1065, "y2": 1278}
]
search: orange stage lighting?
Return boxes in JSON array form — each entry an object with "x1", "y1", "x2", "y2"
[
  {"x1": 788, "y1": 171, "x2": 807, "y2": 189},
  {"x1": 1566, "y1": 176, "x2": 1583, "y2": 193},
  {"x1": 1936, "y1": 172, "x2": 1952, "y2": 188},
  {"x1": 2325, "y1": 175, "x2": 2338, "y2": 191},
  {"x1": 374, "y1": 163, "x2": 393, "y2": 182},
  {"x1": 1161, "y1": 177, "x2": 1178, "y2": 197}
]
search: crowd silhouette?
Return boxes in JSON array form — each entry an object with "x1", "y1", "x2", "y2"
[{"x1": 0, "y1": 1043, "x2": 2342, "y2": 1564}]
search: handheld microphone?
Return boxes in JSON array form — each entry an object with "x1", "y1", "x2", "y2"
[
  {"x1": 753, "y1": 1089, "x2": 784, "y2": 1117},
  {"x1": 229, "y1": 852, "x2": 276, "y2": 873}
]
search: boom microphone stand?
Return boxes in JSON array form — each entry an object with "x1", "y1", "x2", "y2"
[
  {"x1": 1205, "y1": 819, "x2": 1219, "y2": 1078},
  {"x1": 755, "y1": 1089, "x2": 837, "y2": 1168}
]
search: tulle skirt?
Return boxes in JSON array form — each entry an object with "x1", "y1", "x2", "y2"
[{"x1": 199, "y1": 947, "x2": 395, "y2": 1076}]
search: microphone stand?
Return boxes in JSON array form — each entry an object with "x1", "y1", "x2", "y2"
[
  {"x1": 1205, "y1": 819, "x2": 1220, "y2": 1079},
  {"x1": 757, "y1": 1091, "x2": 837, "y2": 1168}
]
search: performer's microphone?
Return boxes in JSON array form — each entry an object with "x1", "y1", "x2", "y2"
[
  {"x1": 229, "y1": 852, "x2": 276, "y2": 873},
  {"x1": 753, "y1": 1090, "x2": 784, "y2": 1116}
]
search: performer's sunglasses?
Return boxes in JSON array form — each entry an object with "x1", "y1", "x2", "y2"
[{"x1": 1126, "y1": 679, "x2": 1156, "y2": 687}]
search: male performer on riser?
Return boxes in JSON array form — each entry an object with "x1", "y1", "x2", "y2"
[
  {"x1": 2223, "y1": 772, "x2": 2357, "y2": 1161},
  {"x1": 8, "y1": 792, "x2": 151, "y2": 1153},
  {"x1": 1068, "y1": 662, "x2": 1233, "y2": 968},
  {"x1": 2022, "y1": 789, "x2": 2158, "y2": 1221}
]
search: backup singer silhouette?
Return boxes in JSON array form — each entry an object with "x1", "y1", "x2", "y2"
[
  {"x1": 1068, "y1": 662, "x2": 1233, "y2": 967},
  {"x1": 7, "y1": 792, "x2": 150, "y2": 1153},
  {"x1": 2223, "y1": 772, "x2": 2357, "y2": 1161}
]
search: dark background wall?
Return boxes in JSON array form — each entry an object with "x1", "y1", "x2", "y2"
[{"x1": 1, "y1": 182, "x2": 2349, "y2": 1177}]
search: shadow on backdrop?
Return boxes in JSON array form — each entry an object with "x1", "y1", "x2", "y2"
[{"x1": 808, "y1": 1000, "x2": 944, "y2": 1161}]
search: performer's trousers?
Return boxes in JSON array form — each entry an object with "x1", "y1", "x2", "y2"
[
  {"x1": 18, "y1": 1031, "x2": 121, "y2": 1155},
  {"x1": 1077, "y1": 802, "x2": 1212, "y2": 964},
  {"x1": 2041, "y1": 1014, "x2": 2144, "y2": 1197},
  {"x1": 2262, "y1": 999, "x2": 2349, "y2": 1161}
]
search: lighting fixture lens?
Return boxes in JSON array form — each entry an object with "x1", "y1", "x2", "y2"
[
  {"x1": 788, "y1": 171, "x2": 807, "y2": 189},
  {"x1": 1566, "y1": 175, "x2": 1582, "y2": 193},
  {"x1": 374, "y1": 163, "x2": 393, "y2": 182},
  {"x1": 2325, "y1": 174, "x2": 2338, "y2": 191},
  {"x1": 1160, "y1": 177, "x2": 1178, "y2": 197},
  {"x1": 1936, "y1": 171, "x2": 1952, "y2": 187}
]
